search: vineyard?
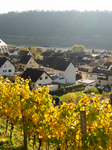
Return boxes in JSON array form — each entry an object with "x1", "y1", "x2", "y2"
[{"x1": 0, "y1": 76, "x2": 112, "y2": 150}]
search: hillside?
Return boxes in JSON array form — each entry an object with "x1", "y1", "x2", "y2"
[{"x1": 0, "y1": 10, "x2": 112, "y2": 49}]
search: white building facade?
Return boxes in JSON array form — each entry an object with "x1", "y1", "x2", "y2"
[
  {"x1": 0, "y1": 39, "x2": 9, "y2": 54},
  {"x1": 0, "y1": 60, "x2": 15, "y2": 76}
]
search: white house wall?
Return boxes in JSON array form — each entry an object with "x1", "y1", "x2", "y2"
[
  {"x1": 97, "y1": 80, "x2": 108, "y2": 86},
  {"x1": 0, "y1": 40, "x2": 9, "y2": 54},
  {"x1": 25, "y1": 57, "x2": 38, "y2": 69},
  {"x1": 9, "y1": 51, "x2": 18, "y2": 56},
  {"x1": 86, "y1": 73, "x2": 97, "y2": 81},
  {"x1": 34, "y1": 72, "x2": 52, "y2": 88},
  {"x1": 54, "y1": 70, "x2": 65, "y2": 77},
  {"x1": 48, "y1": 84, "x2": 58, "y2": 91},
  {"x1": 0, "y1": 60, "x2": 15, "y2": 76},
  {"x1": 65, "y1": 63, "x2": 76, "y2": 84},
  {"x1": 87, "y1": 73, "x2": 111, "y2": 86},
  {"x1": 53, "y1": 78, "x2": 65, "y2": 84},
  {"x1": 108, "y1": 76, "x2": 112, "y2": 86}
]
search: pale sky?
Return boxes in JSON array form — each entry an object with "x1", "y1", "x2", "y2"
[{"x1": 1, "y1": 0, "x2": 112, "y2": 14}]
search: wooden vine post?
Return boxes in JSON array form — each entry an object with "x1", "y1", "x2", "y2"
[
  {"x1": 80, "y1": 111, "x2": 87, "y2": 149},
  {"x1": 23, "y1": 115, "x2": 28, "y2": 150},
  {"x1": 20, "y1": 95, "x2": 28, "y2": 150}
]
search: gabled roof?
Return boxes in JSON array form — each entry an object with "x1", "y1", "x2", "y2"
[
  {"x1": 21, "y1": 68, "x2": 52, "y2": 82},
  {"x1": 0, "y1": 39, "x2": 7, "y2": 46},
  {"x1": 19, "y1": 55, "x2": 32, "y2": 64},
  {"x1": 104, "y1": 62, "x2": 112, "y2": 69},
  {"x1": 42, "y1": 57, "x2": 71, "y2": 71},
  {"x1": 42, "y1": 57, "x2": 56, "y2": 67},
  {"x1": 65, "y1": 52, "x2": 79, "y2": 59},
  {"x1": 0, "y1": 57, "x2": 14, "y2": 68},
  {"x1": 41, "y1": 51, "x2": 54, "y2": 57},
  {"x1": 35, "y1": 59, "x2": 44, "y2": 65},
  {"x1": 51, "y1": 53, "x2": 66, "y2": 58},
  {"x1": 53, "y1": 58, "x2": 70, "y2": 71},
  {"x1": 0, "y1": 57, "x2": 7, "y2": 67},
  {"x1": 19, "y1": 50, "x2": 30, "y2": 56}
]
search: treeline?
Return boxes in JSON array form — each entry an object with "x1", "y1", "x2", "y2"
[{"x1": 1, "y1": 10, "x2": 112, "y2": 49}]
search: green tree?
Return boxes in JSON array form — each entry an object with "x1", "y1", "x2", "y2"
[
  {"x1": 19, "y1": 46, "x2": 29, "y2": 51},
  {"x1": 71, "y1": 45, "x2": 85, "y2": 52},
  {"x1": 30, "y1": 46, "x2": 37, "y2": 52},
  {"x1": 35, "y1": 54, "x2": 40, "y2": 59},
  {"x1": 54, "y1": 47, "x2": 57, "y2": 52},
  {"x1": 36, "y1": 48, "x2": 45, "y2": 54},
  {"x1": 8, "y1": 44, "x2": 15, "y2": 50}
]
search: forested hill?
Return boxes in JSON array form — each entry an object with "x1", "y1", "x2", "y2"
[{"x1": 0, "y1": 10, "x2": 112, "y2": 49}]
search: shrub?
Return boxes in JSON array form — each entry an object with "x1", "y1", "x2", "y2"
[
  {"x1": 97, "y1": 88, "x2": 103, "y2": 94},
  {"x1": 52, "y1": 96, "x2": 60, "y2": 106},
  {"x1": 84, "y1": 86, "x2": 98, "y2": 94},
  {"x1": 60, "y1": 92, "x2": 77, "y2": 103},
  {"x1": 59, "y1": 87, "x2": 66, "y2": 95}
]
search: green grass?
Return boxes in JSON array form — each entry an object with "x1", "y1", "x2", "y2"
[
  {"x1": 59, "y1": 90, "x2": 84, "y2": 104},
  {"x1": 59, "y1": 90, "x2": 84, "y2": 100}
]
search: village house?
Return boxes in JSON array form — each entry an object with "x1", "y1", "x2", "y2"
[
  {"x1": 0, "y1": 57, "x2": 15, "y2": 76},
  {"x1": 0, "y1": 39, "x2": 9, "y2": 54},
  {"x1": 18, "y1": 50, "x2": 34, "y2": 59},
  {"x1": 52, "y1": 62, "x2": 76, "y2": 85},
  {"x1": 78, "y1": 65, "x2": 94, "y2": 79},
  {"x1": 9, "y1": 49, "x2": 18, "y2": 56},
  {"x1": 86, "y1": 68, "x2": 112, "y2": 86},
  {"x1": 19, "y1": 55, "x2": 39, "y2": 71},
  {"x1": 40, "y1": 51, "x2": 54, "y2": 60},
  {"x1": 103, "y1": 62, "x2": 112, "y2": 70},
  {"x1": 42, "y1": 57, "x2": 76, "y2": 85},
  {"x1": 21, "y1": 68, "x2": 58, "y2": 91}
]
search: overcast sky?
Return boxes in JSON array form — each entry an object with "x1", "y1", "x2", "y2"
[{"x1": 1, "y1": 0, "x2": 112, "y2": 14}]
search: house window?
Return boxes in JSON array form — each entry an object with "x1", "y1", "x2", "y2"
[
  {"x1": 3, "y1": 70, "x2": 7, "y2": 72},
  {"x1": 45, "y1": 76, "x2": 48, "y2": 79},
  {"x1": 40, "y1": 77, "x2": 42, "y2": 80},
  {"x1": 99, "y1": 80, "x2": 101, "y2": 83},
  {"x1": 59, "y1": 73, "x2": 61, "y2": 75},
  {"x1": 8, "y1": 69, "x2": 12, "y2": 72},
  {"x1": 30, "y1": 62, "x2": 32, "y2": 64}
]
